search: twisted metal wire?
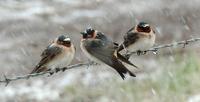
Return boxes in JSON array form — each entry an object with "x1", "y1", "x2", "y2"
[
  {"x1": 0, "y1": 37, "x2": 200, "y2": 86},
  {"x1": 129, "y1": 38, "x2": 200, "y2": 55}
]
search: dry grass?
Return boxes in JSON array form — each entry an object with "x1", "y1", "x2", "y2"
[{"x1": 60, "y1": 53, "x2": 200, "y2": 102}]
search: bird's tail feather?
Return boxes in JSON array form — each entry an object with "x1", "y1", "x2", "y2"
[
  {"x1": 112, "y1": 57, "x2": 136, "y2": 79},
  {"x1": 116, "y1": 70, "x2": 125, "y2": 80},
  {"x1": 30, "y1": 66, "x2": 47, "y2": 74},
  {"x1": 127, "y1": 70, "x2": 136, "y2": 77},
  {"x1": 115, "y1": 66, "x2": 136, "y2": 80},
  {"x1": 116, "y1": 51, "x2": 138, "y2": 68}
]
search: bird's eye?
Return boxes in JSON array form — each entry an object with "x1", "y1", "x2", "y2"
[
  {"x1": 58, "y1": 35, "x2": 66, "y2": 42},
  {"x1": 86, "y1": 28, "x2": 95, "y2": 35},
  {"x1": 64, "y1": 41, "x2": 71, "y2": 44}
]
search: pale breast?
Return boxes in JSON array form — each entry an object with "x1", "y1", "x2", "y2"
[
  {"x1": 127, "y1": 32, "x2": 155, "y2": 52},
  {"x1": 46, "y1": 45, "x2": 75, "y2": 69}
]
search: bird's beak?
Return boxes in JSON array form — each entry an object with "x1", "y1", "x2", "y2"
[
  {"x1": 80, "y1": 32, "x2": 85, "y2": 35},
  {"x1": 80, "y1": 32, "x2": 88, "y2": 38}
]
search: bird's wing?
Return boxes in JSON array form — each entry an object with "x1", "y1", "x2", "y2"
[
  {"x1": 31, "y1": 45, "x2": 62, "y2": 73},
  {"x1": 84, "y1": 39, "x2": 136, "y2": 79},
  {"x1": 117, "y1": 32, "x2": 140, "y2": 52}
]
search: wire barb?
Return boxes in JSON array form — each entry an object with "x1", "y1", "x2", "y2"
[
  {"x1": 0, "y1": 62, "x2": 90, "y2": 85},
  {"x1": 4, "y1": 75, "x2": 11, "y2": 86},
  {"x1": 183, "y1": 40, "x2": 189, "y2": 48},
  {"x1": 0, "y1": 37, "x2": 200, "y2": 85}
]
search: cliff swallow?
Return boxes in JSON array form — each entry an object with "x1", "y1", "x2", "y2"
[
  {"x1": 80, "y1": 28, "x2": 137, "y2": 80},
  {"x1": 117, "y1": 22, "x2": 155, "y2": 58},
  {"x1": 31, "y1": 35, "x2": 75, "y2": 74}
]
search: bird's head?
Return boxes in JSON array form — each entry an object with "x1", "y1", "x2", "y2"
[
  {"x1": 80, "y1": 27, "x2": 96, "y2": 39},
  {"x1": 56, "y1": 35, "x2": 71, "y2": 47},
  {"x1": 136, "y1": 22, "x2": 151, "y2": 33}
]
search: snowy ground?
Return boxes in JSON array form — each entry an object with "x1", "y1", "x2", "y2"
[{"x1": 0, "y1": 0, "x2": 200, "y2": 102}]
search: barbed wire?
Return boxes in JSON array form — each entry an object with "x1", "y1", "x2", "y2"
[
  {"x1": 0, "y1": 37, "x2": 200, "y2": 86},
  {"x1": 128, "y1": 37, "x2": 200, "y2": 55},
  {"x1": 0, "y1": 62, "x2": 93, "y2": 86}
]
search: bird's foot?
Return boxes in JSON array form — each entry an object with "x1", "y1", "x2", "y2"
[
  {"x1": 55, "y1": 68, "x2": 61, "y2": 73},
  {"x1": 48, "y1": 72, "x2": 54, "y2": 76},
  {"x1": 143, "y1": 51, "x2": 147, "y2": 55},
  {"x1": 136, "y1": 50, "x2": 147, "y2": 56},
  {"x1": 62, "y1": 67, "x2": 67, "y2": 72},
  {"x1": 46, "y1": 69, "x2": 54, "y2": 77}
]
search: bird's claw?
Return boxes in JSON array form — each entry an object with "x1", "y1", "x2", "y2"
[
  {"x1": 137, "y1": 50, "x2": 147, "y2": 56},
  {"x1": 55, "y1": 68, "x2": 60, "y2": 73},
  {"x1": 62, "y1": 67, "x2": 67, "y2": 72},
  {"x1": 48, "y1": 72, "x2": 54, "y2": 77}
]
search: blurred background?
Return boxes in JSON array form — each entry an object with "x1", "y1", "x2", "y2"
[{"x1": 0, "y1": 0, "x2": 200, "y2": 102}]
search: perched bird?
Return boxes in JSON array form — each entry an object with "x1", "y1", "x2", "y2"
[
  {"x1": 117, "y1": 22, "x2": 156, "y2": 58},
  {"x1": 31, "y1": 35, "x2": 75, "y2": 74},
  {"x1": 80, "y1": 28, "x2": 137, "y2": 80}
]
